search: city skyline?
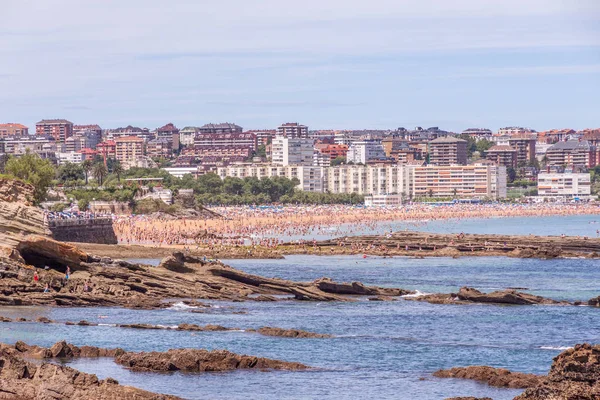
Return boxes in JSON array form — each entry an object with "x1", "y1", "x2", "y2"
[{"x1": 1, "y1": 0, "x2": 599, "y2": 131}]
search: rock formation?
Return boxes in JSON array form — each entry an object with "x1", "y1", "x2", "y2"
[
  {"x1": 433, "y1": 366, "x2": 542, "y2": 389},
  {"x1": 249, "y1": 327, "x2": 333, "y2": 338},
  {"x1": 515, "y1": 343, "x2": 600, "y2": 399},
  {"x1": 115, "y1": 348, "x2": 308, "y2": 373},
  {"x1": 409, "y1": 287, "x2": 569, "y2": 306},
  {"x1": 0, "y1": 343, "x2": 179, "y2": 399}
]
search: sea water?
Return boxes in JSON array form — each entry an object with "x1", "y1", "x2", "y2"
[{"x1": 1, "y1": 255, "x2": 599, "y2": 399}]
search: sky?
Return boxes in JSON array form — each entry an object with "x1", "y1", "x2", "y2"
[{"x1": 1, "y1": 0, "x2": 599, "y2": 132}]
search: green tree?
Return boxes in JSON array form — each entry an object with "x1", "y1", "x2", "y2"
[
  {"x1": 57, "y1": 162, "x2": 85, "y2": 184},
  {"x1": 475, "y1": 139, "x2": 494, "y2": 154},
  {"x1": 428, "y1": 189, "x2": 434, "y2": 198},
  {"x1": 5, "y1": 152, "x2": 55, "y2": 204},
  {"x1": 196, "y1": 173, "x2": 223, "y2": 195},
  {"x1": 507, "y1": 167, "x2": 517, "y2": 183},
  {"x1": 92, "y1": 163, "x2": 108, "y2": 186},
  {"x1": 112, "y1": 161, "x2": 124, "y2": 182},
  {"x1": 223, "y1": 177, "x2": 245, "y2": 196},
  {"x1": 82, "y1": 159, "x2": 93, "y2": 185},
  {"x1": 331, "y1": 156, "x2": 345, "y2": 166}
]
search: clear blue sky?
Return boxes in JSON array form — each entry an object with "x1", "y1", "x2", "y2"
[{"x1": 1, "y1": 0, "x2": 599, "y2": 132}]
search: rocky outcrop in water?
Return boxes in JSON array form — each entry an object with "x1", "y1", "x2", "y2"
[
  {"x1": 115, "y1": 348, "x2": 308, "y2": 372},
  {"x1": 289, "y1": 231, "x2": 600, "y2": 259},
  {"x1": 0, "y1": 343, "x2": 179, "y2": 399},
  {"x1": 249, "y1": 327, "x2": 333, "y2": 338},
  {"x1": 434, "y1": 366, "x2": 542, "y2": 389},
  {"x1": 410, "y1": 287, "x2": 569, "y2": 306},
  {"x1": 515, "y1": 343, "x2": 600, "y2": 399}
]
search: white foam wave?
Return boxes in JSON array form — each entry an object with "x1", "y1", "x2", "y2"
[
  {"x1": 156, "y1": 324, "x2": 179, "y2": 329},
  {"x1": 167, "y1": 302, "x2": 198, "y2": 311},
  {"x1": 540, "y1": 346, "x2": 572, "y2": 351},
  {"x1": 98, "y1": 323, "x2": 116, "y2": 327},
  {"x1": 401, "y1": 290, "x2": 432, "y2": 298}
]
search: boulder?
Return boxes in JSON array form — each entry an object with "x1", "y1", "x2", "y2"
[{"x1": 252, "y1": 327, "x2": 332, "y2": 339}]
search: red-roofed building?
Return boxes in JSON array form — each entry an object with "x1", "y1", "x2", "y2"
[
  {"x1": 0, "y1": 123, "x2": 29, "y2": 137},
  {"x1": 79, "y1": 148, "x2": 98, "y2": 161},
  {"x1": 97, "y1": 140, "x2": 117, "y2": 159}
]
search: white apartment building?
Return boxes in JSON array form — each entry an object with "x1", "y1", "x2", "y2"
[
  {"x1": 325, "y1": 165, "x2": 409, "y2": 195},
  {"x1": 179, "y1": 127, "x2": 199, "y2": 147},
  {"x1": 346, "y1": 140, "x2": 386, "y2": 164},
  {"x1": 406, "y1": 164, "x2": 507, "y2": 199},
  {"x1": 271, "y1": 137, "x2": 314, "y2": 166},
  {"x1": 57, "y1": 152, "x2": 83, "y2": 164},
  {"x1": 216, "y1": 164, "x2": 325, "y2": 192},
  {"x1": 364, "y1": 194, "x2": 402, "y2": 207},
  {"x1": 537, "y1": 172, "x2": 591, "y2": 198}
]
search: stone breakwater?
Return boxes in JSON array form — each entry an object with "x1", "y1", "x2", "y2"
[{"x1": 283, "y1": 231, "x2": 600, "y2": 259}]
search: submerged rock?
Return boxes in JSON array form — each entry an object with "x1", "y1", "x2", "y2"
[
  {"x1": 250, "y1": 327, "x2": 333, "y2": 339},
  {"x1": 411, "y1": 287, "x2": 568, "y2": 306}
]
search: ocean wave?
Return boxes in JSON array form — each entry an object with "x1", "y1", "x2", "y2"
[
  {"x1": 401, "y1": 290, "x2": 432, "y2": 298},
  {"x1": 167, "y1": 302, "x2": 198, "y2": 311},
  {"x1": 97, "y1": 323, "x2": 117, "y2": 327},
  {"x1": 539, "y1": 346, "x2": 572, "y2": 351},
  {"x1": 156, "y1": 324, "x2": 179, "y2": 329}
]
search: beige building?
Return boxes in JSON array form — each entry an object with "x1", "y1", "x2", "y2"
[
  {"x1": 216, "y1": 164, "x2": 325, "y2": 192},
  {"x1": 115, "y1": 136, "x2": 144, "y2": 164},
  {"x1": 537, "y1": 172, "x2": 591, "y2": 197},
  {"x1": 325, "y1": 165, "x2": 409, "y2": 195},
  {"x1": 0, "y1": 123, "x2": 29, "y2": 137},
  {"x1": 406, "y1": 164, "x2": 507, "y2": 199}
]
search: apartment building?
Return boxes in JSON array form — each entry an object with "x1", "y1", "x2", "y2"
[
  {"x1": 507, "y1": 135, "x2": 536, "y2": 165},
  {"x1": 461, "y1": 128, "x2": 493, "y2": 140},
  {"x1": 497, "y1": 127, "x2": 536, "y2": 136},
  {"x1": 347, "y1": 140, "x2": 386, "y2": 164},
  {"x1": 146, "y1": 138, "x2": 173, "y2": 158},
  {"x1": 0, "y1": 123, "x2": 29, "y2": 137},
  {"x1": 271, "y1": 137, "x2": 314, "y2": 166},
  {"x1": 546, "y1": 140, "x2": 596, "y2": 168},
  {"x1": 73, "y1": 124, "x2": 102, "y2": 135},
  {"x1": 105, "y1": 126, "x2": 153, "y2": 142},
  {"x1": 537, "y1": 172, "x2": 591, "y2": 197},
  {"x1": 1, "y1": 135, "x2": 57, "y2": 154},
  {"x1": 36, "y1": 119, "x2": 73, "y2": 142},
  {"x1": 314, "y1": 144, "x2": 349, "y2": 160},
  {"x1": 485, "y1": 145, "x2": 518, "y2": 168},
  {"x1": 179, "y1": 126, "x2": 200, "y2": 147},
  {"x1": 248, "y1": 130, "x2": 277, "y2": 145},
  {"x1": 406, "y1": 164, "x2": 507, "y2": 199},
  {"x1": 428, "y1": 136, "x2": 467, "y2": 166},
  {"x1": 216, "y1": 164, "x2": 325, "y2": 192},
  {"x1": 382, "y1": 139, "x2": 418, "y2": 163},
  {"x1": 97, "y1": 140, "x2": 116, "y2": 159},
  {"x1": 115, "y1": 136, "x2": 144, "y2": 164},
  {"x1": 325, "y1": 164, "x2": 409, "y2": 195},
  {"x1": 277, "y1": 122, "x2": 309, "y2": 138},
  {"x1": 194, "y1": 132, "x2": 257, "y2": 152},
  {"x1": 182, "y1": 146, "x2": 252, "y2": 159},
  {"x1": 199, "y1": 123, "x2": 243, "y2": 135}
]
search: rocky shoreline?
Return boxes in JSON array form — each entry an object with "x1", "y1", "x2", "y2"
[{"x1": 436, "y1": 343, "x2": 600, "y2": 400}]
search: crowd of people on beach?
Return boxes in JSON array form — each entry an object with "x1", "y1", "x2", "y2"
[{"x1": 111, "y1": 203, "x2": 600, "y2": 247}]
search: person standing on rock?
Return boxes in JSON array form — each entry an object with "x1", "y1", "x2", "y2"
[
  {"x1": 33, "y1": 271, "x2": 39, "y2": 283},
  {"x1": 43, "y1": 283, "x2": 50, "y2": 293}
]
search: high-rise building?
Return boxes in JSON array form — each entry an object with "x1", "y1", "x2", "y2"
[
  {"x1": 277, "y1": 122, "x2": 309, "y2": 138},
  {"x1": 346, "y1": 140, "x2": 386, "y2": 164},
  {"x1": 546, "y1": 140, "x2": 596, "y2": 168},
  {"x1": 507, "y1": 135, "x2": 536, "y2": 165},
  {"x1": 179, "y1": 127, "x2": 200, "y2": 147},
  {"x1": 427, "y1": 137, "x2": 468, "y2": 166},
  {"x1": 0, "y1": 123, "x2": 29, "y2": 137},
  {"x1": 115, "y1": 136, "x2": 144, "y2": 164},
  {"x1": 485, "y1": 145, "x2": 518, "y2": 168},
  {"x1": 36, "y1": 119, "x2": 73, "y2": 142},
  {"x1": 271, "y1": 137, "x2": 314, "y2": 166},
  {"x1": 407, "y1": 163, "x2": 506, "y2": 199}
]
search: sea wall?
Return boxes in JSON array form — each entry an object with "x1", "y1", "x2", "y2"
[{"x1": 48, "y1": 218, "x2": 118, "y2": 244}]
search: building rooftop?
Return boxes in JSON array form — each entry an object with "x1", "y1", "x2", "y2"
[
  {"x1": 36, "y1": 119, "x2": 73, "y2": 125},
  {"x1": 200, "y1": 123, "x2": 243, "y2": 130},
  {"x1": 548, "y1": 140, "x2": 591, "y2": 151},
  {"x1": 429, "y1": 136, "x2": 467, "y2": 144}
]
